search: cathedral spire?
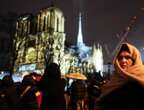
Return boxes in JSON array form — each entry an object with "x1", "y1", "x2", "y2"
[{"x1": 77, "y1": 13, "x2": 84, "y2": 47}]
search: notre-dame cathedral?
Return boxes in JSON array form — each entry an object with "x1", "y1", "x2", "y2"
[
  {"x1": 14, "y1": 6, "x2": 103, "y2": 75},
  {"x1": 15, "y1": 7, "x2": 65, "y2": 73}
]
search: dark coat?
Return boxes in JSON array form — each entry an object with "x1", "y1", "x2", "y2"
[
  {"x1": 95, "y1": 81, "x2": 144, "y2": 110},
  {"x1": 40, "y1": 78, "x2": 66, "y2": 110},
  {"x1": 70, "y1": 80, "x2": 87, "y2": 101},
  {"x1": 19, "y1": 86, "x2": 39, "y2": 110}
]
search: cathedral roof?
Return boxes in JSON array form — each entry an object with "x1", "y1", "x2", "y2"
[
  {"x1": 48, "y1": 7, "x2": 63, "y2": 14},
  {"x1": 39, "y1": 6, "x2": 64, "y2": 17}
]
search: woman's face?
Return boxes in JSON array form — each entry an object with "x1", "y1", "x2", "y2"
[{"x1": 118, "y1": 51, "x2": 134, "y2": 70}]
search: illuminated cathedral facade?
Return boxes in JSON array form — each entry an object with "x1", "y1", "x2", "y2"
[{"x1": 14, "y1": 6, "x2": 103, "y2": 75}]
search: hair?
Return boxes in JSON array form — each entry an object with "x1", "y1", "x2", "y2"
[
  {"x1": 117, "y1": 44, "x2": 130, "y2": 57},
  {"x1": 2, "y1": 75, "x2": 14, "y2": 87},
  {"x1": 43, "y1": 63, "x2": 61, "y2": 79},
  {"x1": 22, "y1": 75, "x2": 35, "y2": 86}
]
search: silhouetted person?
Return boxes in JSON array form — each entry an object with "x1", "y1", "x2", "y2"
[
  {"x1": 87, "y1": 79, "x2": 101, "y2": 110},
  {"x1": 38, "y1": 63, "x2": 66, "y2": 110},
  {"x1": 19, "y1": 75, "x2": 39, "y2": 110},
  {"x1": 70, "y1": 79, "x2": 87, "y2": 110},
  {"x1": 1, "y1": 75, "x2": 19, "y2": 110}
]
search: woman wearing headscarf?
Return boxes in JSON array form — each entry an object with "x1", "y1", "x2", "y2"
[{"x1": 94, "y1": 43, "x2": 144, "y2": 110}]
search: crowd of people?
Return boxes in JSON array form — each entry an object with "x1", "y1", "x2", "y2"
[
  {"x1": 0, "y1": 42, "x2": 144, "y2": 110},
  {"x1": 0, "y1": 63, "x2": 103, "y2": 110}
]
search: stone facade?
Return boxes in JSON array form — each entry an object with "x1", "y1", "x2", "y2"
[{"x1": 14, "y1": 7, "x2": 65, "y2": 72}]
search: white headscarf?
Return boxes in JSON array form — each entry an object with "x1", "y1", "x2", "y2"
[{"x1": 97, "y1": 42, "x2": 144, "y2": 100}]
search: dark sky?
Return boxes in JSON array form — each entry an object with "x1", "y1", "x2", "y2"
[{"x1": 0, "y1": 0, "x2": 144, "y2": 62}]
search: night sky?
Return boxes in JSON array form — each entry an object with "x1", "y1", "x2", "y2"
[{"x1": 0, "y1": 0, "x2": 144, "y2": 62}]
